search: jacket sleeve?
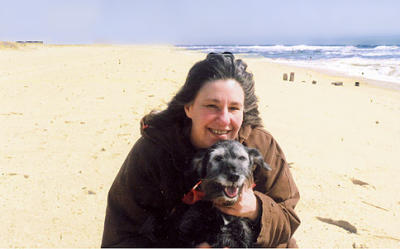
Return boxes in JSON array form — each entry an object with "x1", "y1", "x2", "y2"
[
  {"x1": 245, "y1": 128, "x2": 301, "y2": 248},
  {"x1": 101, "y1": 137, "x2": 165, "y2": 248}
]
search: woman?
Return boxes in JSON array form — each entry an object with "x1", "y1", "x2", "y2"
[{"x1": 101, "y1": 52, "x2": 300, "y2": 247}]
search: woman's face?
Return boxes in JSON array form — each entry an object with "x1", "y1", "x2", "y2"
[{"x1": 184, "y1": 79, "x2": 244, "y2": 149}]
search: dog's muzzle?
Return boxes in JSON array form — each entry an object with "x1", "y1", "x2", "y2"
[{"x1": 224, "y1": 186, "x2": 239, "y2": 198}]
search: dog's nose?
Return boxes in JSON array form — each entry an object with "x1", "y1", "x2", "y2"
[{"x1": 228, "y1": 174, "x2": 240, "y2": 182}]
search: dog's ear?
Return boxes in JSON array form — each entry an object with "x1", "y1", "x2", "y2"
[
  {"x1": 247, "y1": 147, "x2": 272, "y2": 171},
  {"x1": 186, "y1": 149, "x2": 208, "y2": 179}
]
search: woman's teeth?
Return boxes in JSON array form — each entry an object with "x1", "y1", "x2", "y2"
[{"x1": 210, "y1": 129, "x2": 229, "y2": 135}]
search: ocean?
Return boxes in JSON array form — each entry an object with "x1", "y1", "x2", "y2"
[{"x1": 179, "y1": 45, "x2": 400, "y2": 89}]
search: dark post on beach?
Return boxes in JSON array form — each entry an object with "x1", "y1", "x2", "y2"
[{"x1": 289, "y1": 72, "x2": 295, "y2": 82}]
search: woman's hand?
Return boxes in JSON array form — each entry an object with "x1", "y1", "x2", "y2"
[
  {"x1": 214, "y1": 184, "x2": 260, "y2": 221},
  {"x1": 196, "y1": 242, "x2": 211, "y2": 248}
]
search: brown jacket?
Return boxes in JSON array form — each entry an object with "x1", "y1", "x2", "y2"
[{"x1": 101, "y1": 121, "x2": 300, "y2": 247}]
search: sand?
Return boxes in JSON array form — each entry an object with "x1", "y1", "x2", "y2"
[{"x1": 1, "y1": 43, "x2": 399, "y2": 248}]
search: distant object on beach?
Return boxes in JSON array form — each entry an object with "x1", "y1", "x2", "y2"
[
  {"x1": 282, "y1": 72, "x2": 294, "y2": 82},
  {"x1": 355, "y1": 82, "x2": 360, "y2": 87},
  {"x1": 16, "y1": 41, "x2": 44, "y2": 44},
  {"x1": 289, "y1": 72, "x2": 295, "y2": 82},
  {"x1": 312, "y1": 80, "x2": 317, "y2": 84},
  {"x1": 331, "y1": 82, "x2": 343, "y2": 86}
]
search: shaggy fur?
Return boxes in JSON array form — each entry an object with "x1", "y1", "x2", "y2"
[{"x1": 177, "y1": 140, "x2": 271, "y2": 248}]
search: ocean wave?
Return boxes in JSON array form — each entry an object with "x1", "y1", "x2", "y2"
[
  {"x1": 273, "y1": 57, "x2": 400, "y2": 84},
  {"x1": 373, "y1": 45, "x2": 399, "y2": 50},
  {"x1": 180, "y1": 44, "x2": 400, "y2": 84},
  {"x1": 185, "y1": 44, "x2": 400, "y2": 52}
]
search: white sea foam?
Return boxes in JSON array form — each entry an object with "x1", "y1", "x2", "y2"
[
  {"x1": 181, "y1": 44, "x2": 400, "y2": 87},
  {"x1": 274, "y1": 57, "x2": 400, "y2": 85}
]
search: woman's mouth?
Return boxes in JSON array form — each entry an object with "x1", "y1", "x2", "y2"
[{"x1": 209, "y1": 128, "x2": 230, "y2": 135}]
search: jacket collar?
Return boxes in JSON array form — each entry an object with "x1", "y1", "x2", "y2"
[{"x1": 238, "y1": 125, "x2": 252, "y2": 143}]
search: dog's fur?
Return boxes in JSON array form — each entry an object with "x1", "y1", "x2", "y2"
[{"x1": 177, "y1": 140, "x2": 271, "y2": 248}]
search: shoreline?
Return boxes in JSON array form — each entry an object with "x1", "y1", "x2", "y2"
[
  {"x1": 236, "y1": 53, "x2": 400, "y2": 92},
  {"x1": 270, "y1": 59, "x2": 400, "y2": 92},
  {"x1": 176, "y1": 45, "x2": 400, "y2": 92}
]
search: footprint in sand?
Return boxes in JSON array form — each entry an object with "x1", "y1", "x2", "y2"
[
  {"x1": 316, "y1": 217, "x2": 357, "y2": 234},
  {"x1": 350, "y1": 178, "x2": 375, "y2": 189}
]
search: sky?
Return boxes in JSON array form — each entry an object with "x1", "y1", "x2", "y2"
[{"x1": 1, "y1": 0, "x2": 400, "y2": 45}]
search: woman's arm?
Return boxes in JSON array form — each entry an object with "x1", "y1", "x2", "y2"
[
  {"x1": 245, "y1": 127, "x2": 301, "y2": 248},
  {"x1": 101, "y1": 137, "x2": 166, "y2": 248}
]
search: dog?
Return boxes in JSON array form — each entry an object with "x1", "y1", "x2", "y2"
[{"x1": 177, "y1": 140, "x2": 271, "y2": 248}]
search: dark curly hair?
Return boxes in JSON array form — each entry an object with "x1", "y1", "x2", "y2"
[{"x1": 146, "y1": 52, "x2": 262, "y2": 130}]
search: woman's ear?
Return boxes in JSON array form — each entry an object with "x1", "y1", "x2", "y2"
[{"x1": 184, "y1": 103, "x2": 193, "y2": 119}]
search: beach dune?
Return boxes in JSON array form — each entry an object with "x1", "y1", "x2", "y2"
[{"x1": 1, "y1": 44, "x2": 399, "y2": 247}]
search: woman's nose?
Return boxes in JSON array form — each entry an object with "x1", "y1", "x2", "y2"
[{"x1": 217, "y1": 107, "x2": 230, "y2": 125}]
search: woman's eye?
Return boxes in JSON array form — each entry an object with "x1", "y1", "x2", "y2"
[
  {"x1": 238, "y1": 156, "x2": 246, "y2": 161},
  {"x1": 206, "y1": 104, "x2": 218, "y2": 109},
  {"x1": 229, "y1": 106, "x2": 240, "y2": 111}
]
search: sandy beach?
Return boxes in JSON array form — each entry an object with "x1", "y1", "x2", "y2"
[{"x1": 1, "y1": 43, "x2": 399, "y2": 248}]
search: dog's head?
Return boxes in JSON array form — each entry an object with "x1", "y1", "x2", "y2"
[{"x1": 189, "y1": 140, "x2": 271, "y2": 206}]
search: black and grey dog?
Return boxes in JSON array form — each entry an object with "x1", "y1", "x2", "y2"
[{"x1": 178, "y1": 140, "x2": 271, "y2": 248}]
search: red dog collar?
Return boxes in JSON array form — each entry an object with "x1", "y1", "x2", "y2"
[{"x1": 182, "y1": 180, "x2": 205, "y2": 205}]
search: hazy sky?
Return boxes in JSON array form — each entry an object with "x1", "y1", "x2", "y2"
[{"x1": 1, "y1": 0, "x2": 400, "y2": 45}]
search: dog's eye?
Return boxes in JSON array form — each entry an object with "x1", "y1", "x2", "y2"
[
  {"x1": 214, "y1": 155, "x2": 223, "y2": 162},
  {"x1": 238, "y1": 156, "x2": 246, "y2": 161}
]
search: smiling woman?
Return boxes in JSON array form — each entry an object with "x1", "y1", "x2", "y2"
[
  {"x1": 101, "y1": 52, "x2": 300, "y2": 248},
  {"x1": 184, "y1": 79, "x2": 244, "y2": 148}
]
